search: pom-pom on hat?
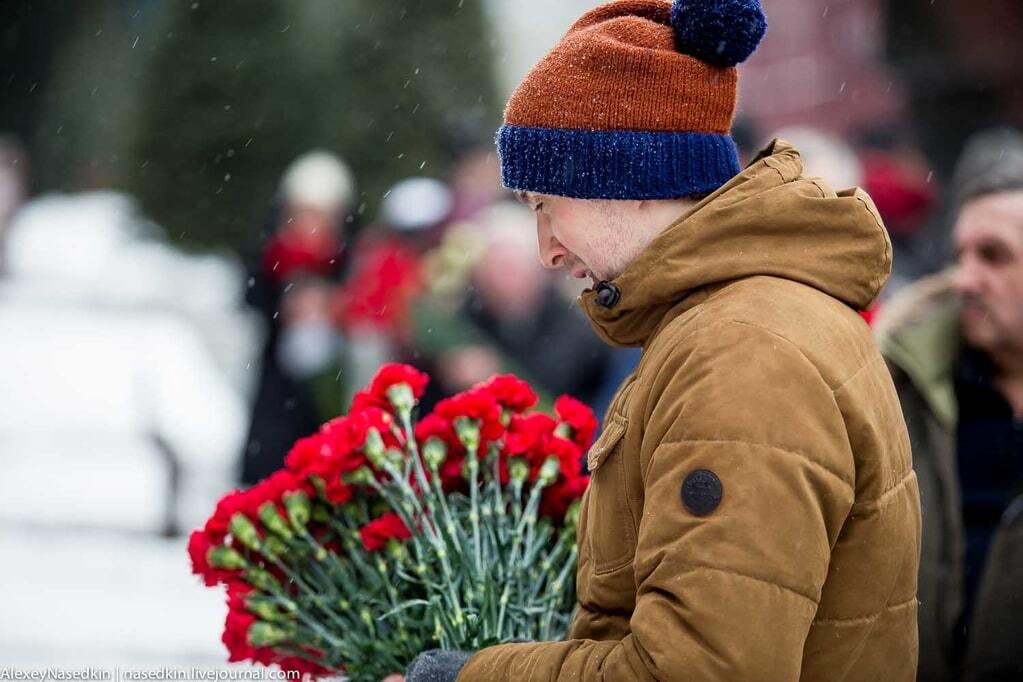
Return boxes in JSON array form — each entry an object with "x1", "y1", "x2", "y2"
[{"x1": 497, "y1": 0, "x2": 766, "y2": 200}]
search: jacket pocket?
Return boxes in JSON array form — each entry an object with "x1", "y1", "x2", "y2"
[{"x1": 584, "y1": 412, "x2": 636, "y2": 574}]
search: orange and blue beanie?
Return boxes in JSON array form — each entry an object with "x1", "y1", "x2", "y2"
[{"x1": 496, "y1": 0, "x2": 767, "y2": 200}]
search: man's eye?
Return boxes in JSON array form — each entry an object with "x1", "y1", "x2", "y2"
[{"x1": 533, "y1": 202, "x2": 544, "y2": 212}]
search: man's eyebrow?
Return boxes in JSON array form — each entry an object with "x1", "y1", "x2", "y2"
[{"x1": 515, "y1": 191, "x2": 531, "y2": 206}]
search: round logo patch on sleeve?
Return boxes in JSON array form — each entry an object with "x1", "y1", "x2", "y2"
[{"x1": 681, "y1": 469, "x2": 723, "y2": 516}]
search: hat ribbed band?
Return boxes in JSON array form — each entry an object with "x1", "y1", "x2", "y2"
[{"x1": 497, "y1": 124, "x2": 741, "y2": 200}]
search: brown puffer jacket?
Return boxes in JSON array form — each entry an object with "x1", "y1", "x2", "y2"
[{"x1": 458, "y1": 139, "x2": 921, "y2": 681}]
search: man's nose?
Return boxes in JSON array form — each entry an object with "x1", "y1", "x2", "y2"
[
  {"x1": 954, "y1": 254, "x2": 983, "y2": 296},
  {"x1": 536, "y1": 218, "x2": 568, "y2": 270}
]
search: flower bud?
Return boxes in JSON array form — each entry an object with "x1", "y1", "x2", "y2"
[
  {"x1": 508, "y1": 457, "x2": 529, "y2": 484},
  {"x1": 229, "y1": 514, "x2": 262, "y2": 551},
  {"x1": 245, "y1": 568, "x2": 282, "y2": 593},
  {"x1": 344, "y1": 466, "x2": 374, "y2": 486},
  {"x1": 564, "y1": 500, "x2": 582, "y2": 529},
  {"x1": 262, "y1": 535, "x2": 288, "y2": 559},
  {"x1": 245, "y1": 596, "x2": 288, "y2": 623},
  {"x1": 538, "y1": 457, "x2": 561, "y2": 485},
  {"x1": 422, "y1": 438, "x2": 447, "y2": 470},
  {"x1": 258, "y1": 502, "x2": 293, "y2": 540},
  {"x1": 311, "y1": 503, "x2": 331, "y2": 523},
  {"x1": 453, "y1": 417, "x2": 480, "y2": 452},
  {"x1": 385, "y1": 447, "x2": 405, "y2": 468},
  {"x1": 247, "y1": 621, "x2": 294, "y2": 647},
  {"x1": 386, "y1": 383, "x2": 415, "y2": 415},
  {"x1": 363, "y1": 427, "x2": 386, "y2": 466},
  {"x1": 385, "y1": 537, "x2": 407, "y2": 562},
  {"x1": 207, "y1": 545, "x2": 247, "y2": 570},
  {"x1": 283, "y1": 491, "x2": 312, "y2": 530}
]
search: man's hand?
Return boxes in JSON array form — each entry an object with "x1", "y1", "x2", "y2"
[{"x1": 403, "y1": 649, "x2": 472, "y2": 682}]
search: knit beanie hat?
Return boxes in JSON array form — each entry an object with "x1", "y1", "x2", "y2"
[{"x1": 496, "y1": 0, "x2": 767, "y2": 200}]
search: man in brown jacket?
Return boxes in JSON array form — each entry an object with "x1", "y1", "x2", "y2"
[{"x1": 404, "y1": 0, "x2": 921, "y2": 680}]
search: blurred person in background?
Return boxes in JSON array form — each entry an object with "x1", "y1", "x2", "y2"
[
  {"x1": 412, "y1": 201, "x2": 612, "y2": 411},
  {"x1": 243, "y1": 150, "x2": 352, "y2": 483},
  {"x1": 0, "y1": 191, "x2": 253, "y2": 535},
  {"x1": 0, "y1": 136, "x2": 29, "y2": 274},
  {"x1": 447, "y1": 144, "x2": 506, "y2": 222},
  {"x1": 771, "y1": 126, "x2": 865, "y2": 191},
  {"x1": 876, "y1": 127, "x2": 1023, "y2": 682},
  {"x1": 334, "y1": 176, "x2": 452, "y2": 400}
]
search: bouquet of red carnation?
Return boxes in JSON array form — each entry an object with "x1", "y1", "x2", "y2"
[{"x1": 188, "y1": 364, "x2": 596, "y2": 681}]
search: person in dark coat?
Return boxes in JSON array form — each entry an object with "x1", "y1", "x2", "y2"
[
  {"x1": 877, "y1": 127, "x2": 1023, "y2": 682},
  {"x1": 241, "y1": 151, "x2": 353, "y2": 484}
]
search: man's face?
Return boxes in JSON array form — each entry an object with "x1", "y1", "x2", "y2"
[
  {"x1": 953, "y1": 190, "x2": 1023, "y2": 354},
  {"x1": 519, "y1": 191, "x2": 634, "y2": 285}
]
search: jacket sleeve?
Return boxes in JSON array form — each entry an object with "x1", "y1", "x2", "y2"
[{"x1": 458, "y1": 319, "x2": 857, "y2": 681}]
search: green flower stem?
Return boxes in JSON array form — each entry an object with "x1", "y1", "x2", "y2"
[
  {"x1": 540, "y1": 544, "x2": 578, "y2": 640},
  {"x1": 397, "y1": 413, "x2": 470, "y2": 578},
  {"x1": 494, "y1": 476, "x2": 547, "y2": 637},
  {"x1": 258, "y1": 582, "x2": 346, "y2": 652},
  {"x1": 363, "y1": 475, "x2": 467, "y2": 642},
  {"x1": 299, "y1": 528, "x2": 405, "y2": 624},
  {"x1": 260, "y1": 551, "x2": 359, "y2": 638},
  {"x1": 465, "y1": 454, "x2": 483, "y2": 578}
]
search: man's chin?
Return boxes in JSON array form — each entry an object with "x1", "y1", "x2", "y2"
[{"x1": 961, "y1": 315, "x2": 1001, "y2": 353}]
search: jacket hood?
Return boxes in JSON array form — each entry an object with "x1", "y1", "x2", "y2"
[{"x1": 580, "y1": 138, "x2": 893, "y2": 347}]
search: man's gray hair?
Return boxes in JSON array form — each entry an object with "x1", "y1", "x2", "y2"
[{"x1": 953, "y1": 127, "x2": 1023, "y2": 204}]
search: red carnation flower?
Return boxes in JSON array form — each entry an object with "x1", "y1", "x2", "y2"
[
  {"x1": 284, "y1": 433, "x2": 329, "y2": 475},
  {"x1": 187, "y1": 530, "x2": 238, "y2": 587},
  {"x1": 474, "y1": 374, "x2": 537, "y2": 414},
  {"x1": 554, "y1": 395, "x2": 598, "y2": 450},
  {"x1": 359, "y1": 512, "x2": 412, "y2": 552},
  {"x1": 352, "y1": 363, "x2": 429, "y2": 412},
  {"x1": 203, "y1": 489, "x2": 245, "y2": 544},
  {"x1": 223, "y1": 584, "x2": 258, "y2": 662},
  {"x1": 504, "y1": 413, "x2": 558, "y2": 457},
  {"x1": 539, "y1": 436, "x2": 588, "y2": 518},
  {"x1": 435, "y1": 389, "x2": 505, "y2": 443},
  {"x1": 414, "y1": 413, "x2": 466, "y2": 490}
]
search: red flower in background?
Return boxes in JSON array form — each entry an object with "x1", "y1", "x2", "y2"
[
  {"x1": 359, "y1": 512, "x2": 412, "y2": 552},
  {"x1": 333, "y1": 238, "x2": 423, "y2": 339},
  {"x1": 475, "y1": 375, "x2": 537, "y2": 414},
  {"x1": 554, "y1": 395, "x2": 598, "y2": 450},
  {"x1": 262, "y1": 231, "x2": 342, "y2": 284}
]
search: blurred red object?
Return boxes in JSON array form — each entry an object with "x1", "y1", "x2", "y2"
[
  {"x1": 859, "y1": 305, "x2": 880, "y2": 327},
  {"x1": 261, "y1": 230, "x2": 342, "y2": 282},
  {"x1": 861, "y1": 151, "x2": 935, "y2": 238},
  {"x1": 334, "y1": 236, "x2": 423, "y2": 339}
]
